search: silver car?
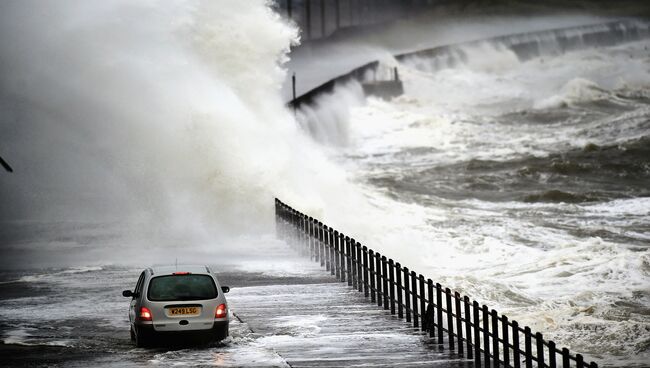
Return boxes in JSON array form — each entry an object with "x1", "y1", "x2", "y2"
[{"x1": 122, "y1": 265, "x2": 230, "y2": 347}]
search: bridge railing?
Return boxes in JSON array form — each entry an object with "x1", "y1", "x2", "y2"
[{"x1": 275, "y1": 198, "x2": 599, "y2": 368}]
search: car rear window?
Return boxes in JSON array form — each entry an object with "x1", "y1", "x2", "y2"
[{"x1": 147, "y1": 274, "x2": 217, "y2": 301}]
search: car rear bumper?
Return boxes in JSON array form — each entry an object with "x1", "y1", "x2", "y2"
[{"x1": 138, "y1": 321, "x2": 229, "y2": 341}]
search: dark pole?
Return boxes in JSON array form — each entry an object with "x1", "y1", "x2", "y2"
[
  {"x1": 427, "y1": 280, "x2": 435, "y2": 338},
  {"x1": 455, "y1": 292, "x2": 463, "y2": 356},
  {"x1": 404, "y1": 267, "x2": 411, "y2": 323},
  {"x1": 396, "y1": 263, "x2": 403, "y2": 318},
  {"x1": 502, "y1": 315, "x2": 510, "y2": 366},
  {"x1": 381, "y1": 256, "x2": 390, "y2": 310},
  {"x1": 536, "y1": 332, "x2": 545, "y2": 368},
  {"x1": 549, "y1": 341, "x2": 556, "y2": 368},
  {"x1": 446, "y1": 288, "x2": 455, "y2": 350},
  {"x1": 362, "y1": 246, "x2": 369, "y2": 297},
  {"x1": 0, "y1": 156, "x2": 13, "y2": 173},
  {"x1": 562, "y1": 348, "x2": 570, "y2": 368},
  {"x1": 513, "y1": 320, "x2": 521, "y2": 368},
  {"x1": 369, "y1": 249, "x2": 375, "y2": 302},
  {"x1": 411, "y1": 271, "x2": 419, "y2": 328},
  {"x1": 319, "y1": 222, "x2": 325, "y2": 267},
  {"x1": 464, "y1": 296, "x2": 473, "y2": 359},
  {"x1": 473, "y1": 301, "x2": 481, "y2": 367},
  {"x1": 436, "y1": 283, "x2": 443, "y2": 343},
  {"x1": 287, "y1": 0, "x2": 292, "y2": 18},
  {"x1": 345, "y1": 237, "x2": 352, "y2": 286},
  {"x1": 492, "y1": 310, "x2": 500, "y2": 366},
  {"x1": 388, "y1": 259, "x2": 395, "y2": 315},
  {"x1": 350, "y1": 238, "x2": 357, "y2": 289},
  {"x1": 419, "y1": 275, "x2": 425, "y2": 331},
  {"x1": 339, "y1": 233, "x2": 345, "y2": 282},
  {"x1": 483, "y1": 305, "x2": 490, "y2": 366},
  {"x1": 329, "y1": 229, "x2": 335, "y2": 276},
  {"x1": 356, "y1": 243, "x2": 363, "y2": 292},
  {"x1": 292, "y1": 72, "x2": 296, "y2": 112},
  {"x1": 376, "y1": 253, "x2": 383, "y2": 307},
  {"x1": 525, "y1": 326, "x2": 533, "y2": 368}
]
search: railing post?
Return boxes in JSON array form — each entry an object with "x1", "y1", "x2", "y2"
[
  {"x1": 419, "y1": 275, "x2": 426, "y2": 331},
  {"x1": 562, "y1": 348, "x2": 570, "y2": 368},
  {"x1": 525, "y1": 326, "x2": 533, "y2": 368},
  {"x1": 503, "y1": 315, "x2": 510, "y2": 367},
  {"x1": 427, "y1": 279, "x2": 435, "y2": 338},
  {"x1": 549, "y1": 341, "x2": 556, "y2": 368},
  {"x1": 363, "y1": 246, "x2": 369, "y2": 297},
  {"x1": 345, "y1": 236, "x2": 352, "y2": 286},
  {"x1": 334, "y1": 231, "x2": 340, "y2": 280},
  {"x1": 404, "y1": 267, "x2": 411, "y2": 323},
  {"x1": 356, "y1": 242, "x2": 363, "y2": 293},
  {"x1": 436, "y1": 283, "x2": 443, "y2": 343},
  {"x1": 369, "y1": 249, "x2": 375, "y2": 302},
  {"x1": 314, "y1": 219, "x2": 320, "y2": 263},
  {"x1": 411, "y1": 271, "x2": 419, "y2": 328},
  {"x1": 339, "y1": 233, "x2": 345, "y2": 282},
  {"x1": 376, "y1": 253, "x2": 383, "y2": 307},
  {"x1": 483, "y1": 305, "x2": 490, "y2": 368},
  {"x1": 382, "y1": 256, "x2": 389, "y2": 310},
  {"x1": 446, "y1": 288, "x2": 455, "y2": 350},
  {"x1": 473, "y1": 301, "x2": 481, "y2": 367},
  {"x1": 513, "y1": 320, "x2": 521, "y2": 368},
  {"x1": 576, "y1": 354, "x2": 584, "y2": 368},
  {"x1": 319, "y1": 222, "x2": 325, "y2": 267},
  {"x1": 536, "y1": 332, "x2": 545, "y2": 368},
  {"x1": 323, "y1": 225, "x2": 329, "y2": 271},
  {"x1": 307, "y1": 217, "x2": 312, "y2": 259},
  {"x1": 349, "y1": 237, "x2": 356, "y2": 288},
  {"x1": 455, "y1": 292, "x2": 464, "y2": 356},
  {"x1": 388, "y1": 259, "x2": 396, "y2": 315},
  {"x1": 396, "y1": 263, "x2": 403, "y2": 318},
  {"x1": 464, "y1": 296, "x2": 473, "y2": 359},
  {"x1": 329, "y1": 228, "x2": 335, "y2": 276},
  {"x1": 492, "y1": 310, "x2": 500, "y2": 367},
  {"x1": 303, "y1": 215, "x2": 309, "y2": 255}
]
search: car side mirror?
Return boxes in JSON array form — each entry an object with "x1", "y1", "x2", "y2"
[
  {"x1": 221, "y1": 286, "x2": 230, "y2": 294},
  {"x1": 122, "y1": 290, "x2": 134, "y2": 298}
]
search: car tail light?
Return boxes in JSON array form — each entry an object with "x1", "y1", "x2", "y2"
[
  {"x1": 139, "y1": 306, "x2": 153, "y2": 321},
  {"x1": 173, "y1": 272, "x2": 190, "y2": 275},
  {"x1": 215, "y1": 304, "x2": 227, "y2": 319}
]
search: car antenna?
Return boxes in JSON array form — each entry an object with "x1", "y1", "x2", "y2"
[{"x1": 175, "y1": 258, "x2": 177, "y2": 271}]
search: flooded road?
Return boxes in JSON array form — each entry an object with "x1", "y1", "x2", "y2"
[{"x1": 0, "y1": 239, "x2": 466, "y2": 367}]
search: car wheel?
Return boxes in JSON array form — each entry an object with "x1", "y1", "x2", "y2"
[
  {"x1": 215, "y1": 324, "x2": 229, "y2": 341},
  {"x1": 134, "y1": 326, "x2": 151, "y2": 348}
]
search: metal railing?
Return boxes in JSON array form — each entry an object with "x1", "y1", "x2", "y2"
[{"x1": 275, "y1": 198, "x2": 599, "y2": 368}]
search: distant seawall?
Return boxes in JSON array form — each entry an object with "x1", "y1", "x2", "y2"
[{"x1": 288, "y1": 20, "x2": 650, "y2": 112}]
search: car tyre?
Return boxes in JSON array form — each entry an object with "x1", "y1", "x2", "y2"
[
  {"x1": 215, "y1": 324, "x2": 229, "y2": 341},
  {"x1": 134, "y1": 326, "x2": 152, "y2": 348}
]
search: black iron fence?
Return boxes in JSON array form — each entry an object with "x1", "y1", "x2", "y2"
[{"x1": 275, "y1": 198, "x2": 599, "y2": 368}]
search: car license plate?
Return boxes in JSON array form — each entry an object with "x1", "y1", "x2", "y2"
[{"x1": 168, "y1": 307, "x2": 200, "y2": 316}]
